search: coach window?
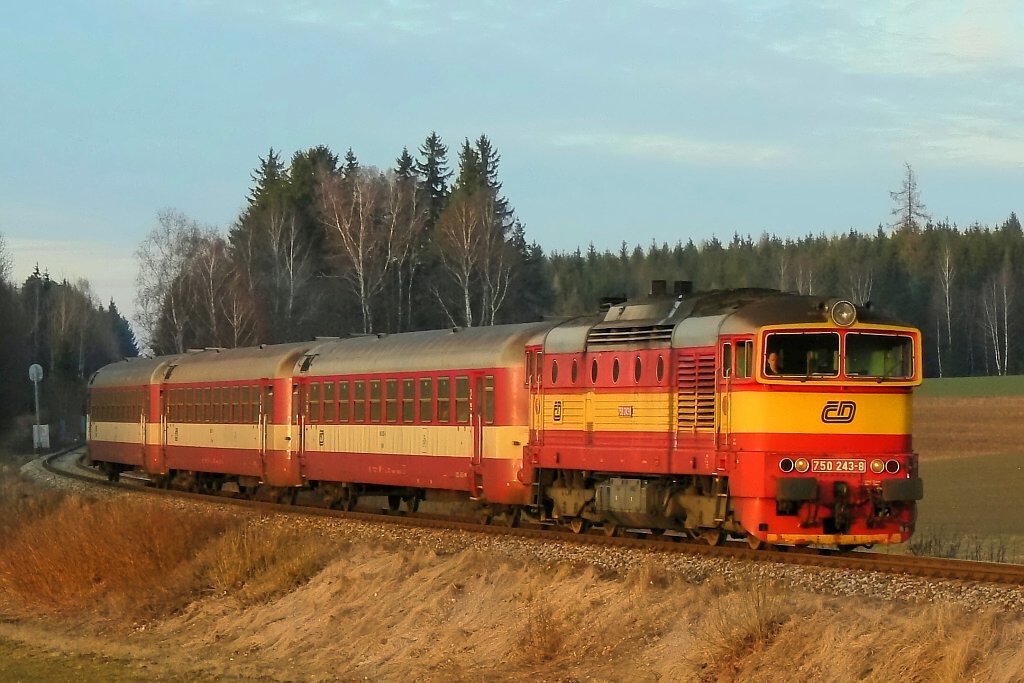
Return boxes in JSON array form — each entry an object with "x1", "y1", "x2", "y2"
[
  {"x1": 722, "y1": 343, "x2": 732, "y2": 378},
  {"x1": 309, "y1": 382, "x2": 321, "y2": 423},
  {"x1": 222, "y1": 387, "x2": 230, "y2": 423},
  {"x1": 370, "y1": 380, "x2": 382, "y2": 423},
  {"x1": 214, "y1": 387, "x2": 223, "y2": 423},
  {"x1": 484, "y1": 376, "x2": 495, "y2": 424},
  {"x1": 385, "y1": 379, "x2": 398, "y2": 423},
  {"x1": 634, "y1": 356, "x2": 642, "y2": 383},
  {"x1": 323, "y1": 382, "x2": 336, "y2": 422},
  {"x1": 550, "y1": 360, "x2": 559, "y2": 385},
  {"x1": 239, "y1": 386, "x2": 250, "y2": 423},
  {"x1": 455, "y1": 376, "x2": 470, "y2": 423},
  {"x1": 419, "y1": 378, "x2": 433, "y2": 422},
  {"x1": 338, "y1": 381, "x2": 350, "y2": 423},
  {"x1": 657, "y1": 355, "x2": 665, "y2": 383},
  {"x1": 203, "y1": 387, "x2": 212, "y2": 423},
  {"x1": 402, "y1": 378, "x2": 415, "y2": 423},
  {"x1": 612, "y1": 358, "x2": 620, "y2": 383},
  {"x1": 437, "y1": 376, "x2": 451, "y2": 422},
  {"x1": 354, "y1": 381, "x2": 366, "y2": 423},
  {"x1": 250, "y1": 386, "x2": 259, "y2": 423},
  {"x1": 571, "y1": 359, "x2": 578, "y2": 384}
]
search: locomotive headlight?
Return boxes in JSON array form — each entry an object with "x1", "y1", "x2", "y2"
[
  {"x1": 779, "y1": 458, "x2": 795, "y2": 473},
  {"x1": 794, "y1": 457, "x2": 810, "y2": 473},
  {"x1": 870, "y1": 459, "x2": 885, "y2": 474},
  {"x1": 830, "y1": 300, "x2": 857, "y2": 327},
  {"x1": 885, "y1": 459, "x2": 901, "y2": 474}
]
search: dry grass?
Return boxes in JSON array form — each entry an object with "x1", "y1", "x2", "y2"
[
  {"x1": 0, "y1": 492, "x2": 233, "y2": 619},
  {"x1": 0, "y1": 475, "x2": 338, "y2": 623},
  {"x1": 199, "y1": 519, "x2": 336, "y2": 605}
]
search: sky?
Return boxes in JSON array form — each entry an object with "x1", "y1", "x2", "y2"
[{"x1": 2, "y1": 0, "x2": 1023, "y2": 323}]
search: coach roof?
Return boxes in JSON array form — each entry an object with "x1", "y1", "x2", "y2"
[
  {"x1": 302, "y1": 321, "x2": 557, "y2": 375},
  {"x1": 89, "y1": 355, "x2": 183, "y2": 389},
  {"x1": 162, "y1": 342, "x2": 315, "y2": 383}
]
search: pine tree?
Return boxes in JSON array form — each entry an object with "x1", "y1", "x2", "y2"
[{"x1": 416, "y1": 132, "x2": 452, "y2": 231}]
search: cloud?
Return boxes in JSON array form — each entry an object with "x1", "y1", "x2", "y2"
[
  {"x1": 768, "y1": 0, "x2": 1024, "y2": 78},
  {"x1": 548, "y1": 131, "x2": 795, "y2": 168}
]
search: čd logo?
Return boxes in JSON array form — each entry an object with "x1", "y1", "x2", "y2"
[{"x1": 821, "y1": 400, "x2": 856, "y2": 423}]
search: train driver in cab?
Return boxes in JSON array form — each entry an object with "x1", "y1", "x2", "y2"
[{"x1": 765, "y1": 350, "x2": 781, "y2": 375}]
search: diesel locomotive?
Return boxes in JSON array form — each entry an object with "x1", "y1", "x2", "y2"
[{"x1": 87, "y1": 282, "x2": 923, "y2": 548}]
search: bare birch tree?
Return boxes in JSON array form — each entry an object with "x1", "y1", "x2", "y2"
[
  {"x1": 135, "y1": 209, "x2": 204, "y2": 354},
  {"x1": 320, "y1": 167, "x2": 402, "y2": 333},
  {"x1": 435, "y1": 188, "x2": 485, "y2": 327}
]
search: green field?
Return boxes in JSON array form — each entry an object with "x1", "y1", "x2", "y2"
[{"x1": 916, "y1": 374, "x2": 1024, "y2": 397}]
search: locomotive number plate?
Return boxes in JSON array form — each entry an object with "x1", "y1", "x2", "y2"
[{"x1": 811, "y1": 459, "x2": 865, "y2": 473}]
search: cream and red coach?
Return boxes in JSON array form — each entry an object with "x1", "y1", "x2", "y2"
[{"x1": 87, "y1": 283, "x2": 924, "y2": 548}]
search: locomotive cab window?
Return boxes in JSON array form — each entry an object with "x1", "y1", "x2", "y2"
[
  {"x1": 764, "y1": 332, "x2": 839, "y2": 378},
  {"x1": 845, "y1": 333, "x2": 914, "y2": 379},
  {"x1": 736, "y1": 341, "x2": 753, "y2": 378}
]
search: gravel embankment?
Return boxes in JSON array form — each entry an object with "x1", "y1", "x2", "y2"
[{"x1": 23, "y1": 450, "x2": 1024, "y2": 613}]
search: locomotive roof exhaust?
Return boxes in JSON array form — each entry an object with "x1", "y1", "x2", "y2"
[{"x1": 649, "y1": 280, "x2": 693, "y2": 297}]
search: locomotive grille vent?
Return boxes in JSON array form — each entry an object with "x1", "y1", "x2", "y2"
[
  {"x1": 586, "y1": 324, "x2": 674, "y2": 346},
  {"x1": 677, "y1": 352, "x2": 716, "y2": 431}
]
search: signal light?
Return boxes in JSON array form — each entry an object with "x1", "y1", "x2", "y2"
[
  {"x1": 885, "y1": 459, "x2": 900, "y2": 474},
  {"x1": 779, "y1": 458, "x2": 795, "y2": 473},
  {"x1": 794, "y1": 458, "x2": 810, "y2": 473},
  {"x1": 870, "y1": 459, "x2": 885, "y2": 474},
  {"x1": 830, "y1": 300, "x2": 857, "y2": 327}
]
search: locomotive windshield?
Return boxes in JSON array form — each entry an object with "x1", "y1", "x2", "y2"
[
  {"x1": 844, "y1": 333, "x2": 914, "y2": 379},
  {"x1": 763, "y1": 331, "x2": 915, "y2": 380},
  {"x1": 764, "y1": 333, "x2": 839, "y2": 377}
]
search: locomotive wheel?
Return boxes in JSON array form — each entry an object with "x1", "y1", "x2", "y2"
[
  {"x1": 387, "y1": 495, "x2": 401, "y2": 513},
  {"x1": 504, "y1": 507, "x2": 522, "y2": 528},
  {"x1": 702, "y1": 528, "x2": 724, "y2": 546},
  {"x1": 649, "y1": 528, "x2": 665, "y2": 537},
  {"x1": 747, "y1": 535, "x2": 765, "y2": 550},
  {"x1": 603, "y1": 524, "x2": 620, "y2": 537},
  {"x1": 568, "y1": 518, "x2": 589, "y2": 534}
]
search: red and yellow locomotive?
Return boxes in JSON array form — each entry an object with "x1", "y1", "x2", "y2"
[{"x1": 88, "y1": 282, "x2": 922, "y2": 548}]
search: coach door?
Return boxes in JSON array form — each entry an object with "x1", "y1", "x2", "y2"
[
  {"x1": 469, "y1": 373, "x2": 485, "y2": 498},
  {"x1": 527, "y1": 346, "x2": 543, "y2": 446}
]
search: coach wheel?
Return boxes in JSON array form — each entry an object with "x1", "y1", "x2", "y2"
[
  {"x1": 568, "y1": 518, "x2": 589, "y2": 535},
  {"x1": 387, "y1": 495, "x2": 401, "y2": 513},
  {"x1": 341, "y1": 489, "x2": 358, "y2": 511},
  {"x1": 504, "y1": 507, "x2": 522, "y2": 528},
  {"x1": 703, "y1": 528, "x2": 724, "y2": 546},
  {"x1": 747, "y1": 535, "x2": 765, "y2": 550},
  {"x1": 603, "y1": 524, "x2": 620, "y2": 537},
  {"x1": 404, "y1": 495, "x2": 419, "y2": 513}
]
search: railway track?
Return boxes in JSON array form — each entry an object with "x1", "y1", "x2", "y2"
[{"x1": 44, "y1": 449, "x2": 1024, "y2": 587}]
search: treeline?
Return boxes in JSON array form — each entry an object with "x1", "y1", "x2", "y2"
[
  {"x1": 137, "y1": 133, "x2": 552, "y2": 353},
  {"x1": 137, "y1": 137, "x2": 1022, "y2": 378},
  {"x1": 546, "y1": 217, "x2": 1024, "y2": 377},
  {"x1": 0, "y1": 240, "x2": 137, "y2": 438}
]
